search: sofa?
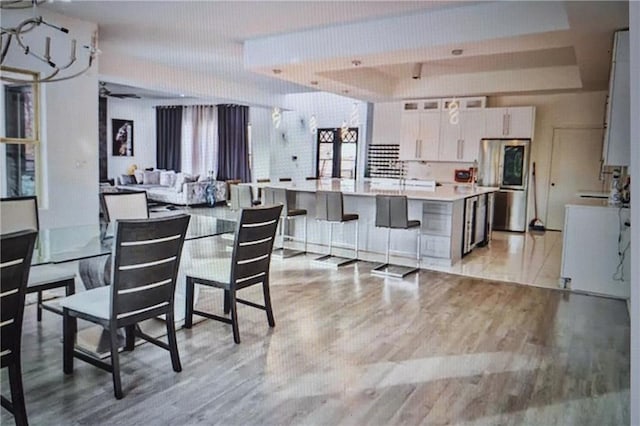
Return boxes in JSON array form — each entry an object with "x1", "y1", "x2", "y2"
[{"x1": 116, "y1": 169, "x2": 227, "y2": 206}]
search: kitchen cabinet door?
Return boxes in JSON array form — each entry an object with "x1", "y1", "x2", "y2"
[
  {"x1": 506, "y1": 107, "x2": 535, "y2": 139},
  {"x1": 399, "y1": 112, "x2": 421, "y2": 160},
  {"x1": 417, "y1": 111, "x2": 441, "y2": 160},
  {"x1": 439, "y1": 110, "x2": 484, "y2": 162},
  {"x1": 460, "y1": 110, "x2": 485, "y2": 162},
  {"x1": 484, "y1": 107, "x2": 534, "y2": 139}
]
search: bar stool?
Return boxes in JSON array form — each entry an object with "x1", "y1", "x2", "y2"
[
  {"x1": 313, "y1": 191, "x2": 358, "y2": 268},
  {"x1": 263, "y1": 187, "x2": 307, "y2": 258},
  {"x1": 372, "y1": 195, "x2": 421, "y2": 278}
]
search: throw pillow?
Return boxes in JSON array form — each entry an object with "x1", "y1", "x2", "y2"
[
  {"x1": 144, "y1": 170, "x2": 161, "y2": 185},
  {"x1": 134, "y1": 170, "x2": 144, "y2": 184},
  {"x1": 160, "y1": 170, "x2": 176, "y2": 187},
  {"x1": 174, "y1": 172, "x2": 186, "y2": 193}
]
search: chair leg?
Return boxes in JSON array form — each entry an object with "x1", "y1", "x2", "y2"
[
  {"x1": 8, "y1": 362, "x2": 28, "y2": 426},
  {"x1": 63, "y1": 309, "x2": 76, "y2": 374},
  {"x1": 109, "y1": 327, "x2": 123, "y2": 399},
  {"x1": 165, "y1": 311, "x2": 182, "y2": 373},
  {"x1": 223, "y1": 290, "x2": 230, "y2": 315},
  {"x1": 184, "y1": 277, "x2": 194, "y2": 329},
  {"x1": 229, "y1": 290, "x2": 240, "y2": 344},
  {"x1": 262, "y1": 278, "x2": 275, "y2": 328},
  {"x1": 124, "y1": 325, "x2": 135, "y2": 351},
  {"x1": 36, "y1": 291, "x2": 42, "y2": 322}
]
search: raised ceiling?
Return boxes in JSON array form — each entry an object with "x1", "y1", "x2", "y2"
[{"x1": 42, "y1": 1, "x2": 628, "y2": 103}]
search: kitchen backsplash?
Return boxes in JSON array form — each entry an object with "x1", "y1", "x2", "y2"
[{"x1": 405, "y1": 161, "x2": 474, "y2": 183}]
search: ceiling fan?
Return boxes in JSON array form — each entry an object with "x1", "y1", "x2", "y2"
[{"x1": 99, "y1": 82, "x2": 141, "y2": 99}]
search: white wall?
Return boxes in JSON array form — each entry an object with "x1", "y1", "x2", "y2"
[
  {"x1": 268, "y1": 92, "x2": 369, "y2": 181},
  {"x1": 107, "y1": 98, "x2": 156, "y2": 178},
  {"x1": 249, "y1": 107, "x2": 272, "y2": 181},
  {"x1": 490, "y1": 91, "x2": 608, "y2": 225},
  {"x1": 2, "y1": 8, "x2": 99, "y2": 227}
]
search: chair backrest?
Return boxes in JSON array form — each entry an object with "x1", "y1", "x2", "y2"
[
  {"x1": 101, "y1": 191, "x2": 149, "y2": 222},
  {"x1": 236, "y1": 185, "x2": 255, "y2": 209},
  {"x1": 230, "y1": 205, "x2": 282, "y2": 290},
  {"x1": 262, "y1": 187, "x2": 291, "y2": 216},
  {"x1": 110, "y1": 214, "x2": 190, "y2": 326},
  {"x1": 375, "y1": 195, "x2": 409, "y2": 229},
  {"x1": 316, "y1": 191, "x2": 344, "y2": 222},
  {"x1": 225, "y1": 179, "x2": 242, "y2": 201},
  {"x1": 0, "y1": 196, "x2": 39, "y2": 234},
  {"x1": 1, "y1": 230, "x2": 37, "y2": 368}
]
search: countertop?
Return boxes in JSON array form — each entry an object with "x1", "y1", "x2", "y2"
[
  {"x1": 566, "y1": 198, "x2": 631, "y2": 209},
  {"x1": 255, "y1": 179, "x2": 498, "y2": 202}
]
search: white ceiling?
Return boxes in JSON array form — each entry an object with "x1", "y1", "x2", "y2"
[{"x1": 42, "y1": 0, "x2": 628, "y2": 103}]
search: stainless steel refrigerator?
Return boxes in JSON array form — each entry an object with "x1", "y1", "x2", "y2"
[{"x1": 478, "y1": 139, "x2": 530, "y2": 232}]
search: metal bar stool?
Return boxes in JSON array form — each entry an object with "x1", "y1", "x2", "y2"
[
  {"x1": 313, "y1": 191, "x2": 358, "y2": 268},
  {"x1": 372, "y1": 195, "x2": 421, "y2": 278},
  {"x1": 263, "y1": 187, "x2": 307, "y2": 258}
]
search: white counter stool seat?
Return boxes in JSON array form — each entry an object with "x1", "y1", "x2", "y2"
[
  {"x1": 263, "y1": 187, "x2": 307, "y2": 258},
  {"x1": 372, "y1": 195, "x2": 421, "y2": 278},
  {"x1": 313, "y1": 191, "x2": 358, "y2": 268}
]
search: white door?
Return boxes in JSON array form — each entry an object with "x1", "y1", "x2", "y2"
[
  {"x1": 438, "y1": 111, "x2": 461, "y2": 161},
  {"x1": 484, "y1": 108, "x2": 507, "y2": 138},
  {"x1": 399, "y1": 112, "x2": 421, "y2": 160},
  {"x1": 460, "y1": 110, "x2": 485, "y2": 162},
  {"x1": 545, "y1": 128, "x2": 605, "y2": 230}
]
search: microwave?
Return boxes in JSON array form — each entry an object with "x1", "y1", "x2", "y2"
[{"x1": 455, "y1": 169, "x2": 473, "y2": 183}]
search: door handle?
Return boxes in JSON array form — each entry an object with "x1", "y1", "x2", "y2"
[
  {"x1": 457, "y1": 139, "x2": 463, "y2": 159},
  {"x1": 551, "y1": 183, "x2": 555, "y2": 187},
  {"x1": 506, "y1": 114, "x2": 511, "y2": 135},
  {"x1": 502, "y1": 114, "x2": 508, "y2": 136},
  {"x1": 415, "y1": 140, "x2": 419, "y2": 158}
]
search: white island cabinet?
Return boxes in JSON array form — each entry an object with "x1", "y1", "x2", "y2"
[
  {"x1": 262, "y1": 179, "x2": 497, "y2": 267},
  {"x1": 561, "y1": 199, "x2": 630, "y2": 299}
]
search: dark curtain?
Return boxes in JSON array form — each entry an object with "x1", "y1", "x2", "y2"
[
  {"x1": 217, "y1": 104, "x2": 251, "y2": 182},
  {"x1": 156, "y1": 106, "x2": 183, "y2": 171}
]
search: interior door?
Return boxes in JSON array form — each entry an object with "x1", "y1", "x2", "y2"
[{"x1": 545, "y1": 128, "x2": 605, "y2": 230}]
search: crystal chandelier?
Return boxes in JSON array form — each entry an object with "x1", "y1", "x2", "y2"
[{"x1": 1, "y1": 0, "x2": 99, "y2": 83}]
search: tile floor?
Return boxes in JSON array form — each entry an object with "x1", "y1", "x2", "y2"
[{"x1": 187, "y1": 205, "x2": 564, "y2": 291}]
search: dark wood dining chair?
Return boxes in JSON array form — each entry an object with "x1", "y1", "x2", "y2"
[
  {"x1": 1, "y1": 230, "x2": 38, "y2": 426},
  {"x1": 59, "y1": 214, "x2": 190, "y2": 399},
  {"x1": 0, "y1": 196, "x2": 76, "y2": 322},
  {"x1": 184, "y1": 204, "x2": 283, "y2": 344}
]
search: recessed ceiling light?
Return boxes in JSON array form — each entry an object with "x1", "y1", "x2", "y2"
[
  {"x1": 179, "y1": 93, "x2": 185, "y2": 97},
  {"x1": 451, "y1": 49, "x2": 463, "y2": 56},
  {"x1": 272, "y1": 69, "x2": 282, "y2": 74},
  {"x1": 310, "y1": 81, "x2": 319, "y2": 86},
  {"x1": 352, "y1": 60, "x2": 362, "y2": 67}
]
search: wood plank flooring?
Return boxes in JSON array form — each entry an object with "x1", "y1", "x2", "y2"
[{"x1": 1, "y1": 251, "x2": 630, "y2": 425}]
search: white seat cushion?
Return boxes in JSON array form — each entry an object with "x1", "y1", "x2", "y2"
[
  {"x1": 184, "y1": 258, "x2": 231, "y2": 285},
  {"x1": 59, "y1": 286, "x2": 111, "y2": 320},
  {"x1": 28, "y1": 264, "x2": 76, "y2": 288}
]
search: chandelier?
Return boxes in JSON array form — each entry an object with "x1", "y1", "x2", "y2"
[{"x1": 1, "y1": 0, "x2": 99, "y2": 84}]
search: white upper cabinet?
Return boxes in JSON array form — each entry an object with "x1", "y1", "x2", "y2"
[
  {"x1": 399, "y1": 105, "x2": 441, "y2": 161},
  {"x1": 439, "y1": 110, "x2": 485, "y2": 162},
  {"x1": 603, "y1": 30, "x2": 630, "y2": 166},
  {"x1": 371, "y1": 102, "x2": 403, "y2": 145},
  {"x1": 484, "y1": 106, "x2": 535, "y2": 139}
]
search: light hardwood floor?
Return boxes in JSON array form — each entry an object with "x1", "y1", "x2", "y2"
[{"x1": 1, "y1": 246, "x2": 629, "y2": 425}]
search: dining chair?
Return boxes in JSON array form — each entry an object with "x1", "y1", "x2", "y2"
[
  {"x1": 100, "y1": 191, "x2": 149, "y2": 222},
  {"x1": 1, "y1": 229, "x2": 38, "y2": 426},
  {"x1": 313, "y1": 191, "x2": 359, "y2": 268},
  {"x1": 0, "y1": 196, "x2": 76, "y2": 322},
  {"x1": 184, "y1": 204, "x2": 283, "y2": 344},
  {"x1": 59, "y1": 214, "x2": 190, "y2": 399}
]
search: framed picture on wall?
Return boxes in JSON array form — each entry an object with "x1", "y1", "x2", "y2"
[{"x1": 112, "y1": 119, "x2": 134, "y2": 156}]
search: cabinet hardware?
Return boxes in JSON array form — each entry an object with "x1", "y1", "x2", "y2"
[
  {"x1": 506, "y1": 114, "x2": 511, "y2": 135},
  {"x1": 502, "y1": 114, "x2": 508, "y2": 136}
]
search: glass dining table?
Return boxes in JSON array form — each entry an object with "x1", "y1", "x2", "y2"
[
  {"x1": 32, "y1": 214, "x2": 237, "y2": 266},
  {"x1": 35, "y1": 213, "x2": 237, "y2": 358}
]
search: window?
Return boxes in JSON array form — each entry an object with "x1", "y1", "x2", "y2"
[
  {"x1": 316, "y1": 127, "x2": 358, "y2": 179},
  {"x1": 1, "y1": 67, "x2": 40, "y2": 198}
]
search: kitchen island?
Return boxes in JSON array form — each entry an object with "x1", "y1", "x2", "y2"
[{"x1": 260, "y1": 179, "x2": 498, "y2": 267}]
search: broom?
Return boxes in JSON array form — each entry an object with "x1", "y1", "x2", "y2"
[{"x1": 529, "y1": 162, "x2": 546, "y2": 232}]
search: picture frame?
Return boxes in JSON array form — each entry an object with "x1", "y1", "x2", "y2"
[{"x1": 112, "y1": 119, "x2": 134, "y2": 156}]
